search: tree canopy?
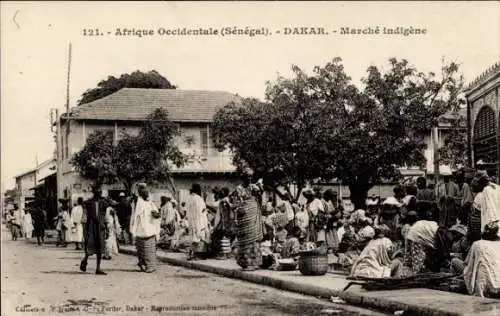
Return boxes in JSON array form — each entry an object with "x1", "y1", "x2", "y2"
[
  {"x1": 71, "y1": 108, "x2": 186, "y2": 192},
  {"x1": 212, "y1": 57, "x2": 465, "y2": 208},
  {"x1": 78, "y1": 70, "x2": 176, "y2": 105}
]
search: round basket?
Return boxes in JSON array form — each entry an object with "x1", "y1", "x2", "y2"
[{"x1": 298, "y1": 251, "x2": 328, "y2": 276}]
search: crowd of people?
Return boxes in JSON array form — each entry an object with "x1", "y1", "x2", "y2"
[{"x1": 4, "y1": 167, "x2": 499, "y2": 298}]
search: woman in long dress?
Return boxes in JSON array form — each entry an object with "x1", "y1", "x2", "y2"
[
  {"x1": 234, "y1": 172, "x2": 264, "y2": 271},
  {"x1": 22, "y1": 209, "x2": 34, "y2": 240}
]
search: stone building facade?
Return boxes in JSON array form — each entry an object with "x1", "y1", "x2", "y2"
[{"x1": 465, "y1": 62, "x2": 500, "y2": 181}]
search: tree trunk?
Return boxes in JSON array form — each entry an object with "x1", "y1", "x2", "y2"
[
  {"x1": 294, "y1": 181, "x2": 304, "y2": 203},
  {"x1": 349, "y1": 183, "x2": 371, "y2": 211}
]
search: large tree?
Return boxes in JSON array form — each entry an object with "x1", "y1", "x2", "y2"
[
  {"x1": 437, "y1": 110, "x2": 468, "y2": 169},
  {"x1": 70, "y1": 130, "x2": 117, "y2": 186},
  {"x1": 113, "y1": 108, "x2": 186, "y2": 193},
  {"x1": 78, "y1": 70, "x2": 176, "y2": 105},
  {"x1": 71, "y1": 108, "x2": 186, "y2": 193},
  {"x1": 213, "y1": 58, "x2": 464, "y2": 208}
]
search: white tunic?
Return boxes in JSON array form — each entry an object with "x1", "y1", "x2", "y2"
[{"x1": 70, "y1": 205, "x2": 84, "y2": 242}]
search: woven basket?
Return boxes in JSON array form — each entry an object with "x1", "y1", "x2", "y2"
[{"x1": 299, "y1": 251, "x2": 328, "y2": 276}]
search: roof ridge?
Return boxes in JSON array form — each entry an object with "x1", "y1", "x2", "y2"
[
  {"x1": 466, "y1": 61, "x2": 500, "y2": 91},
  {"x1": 62, "y1": 88, "x2": 242, "y2": 123}
]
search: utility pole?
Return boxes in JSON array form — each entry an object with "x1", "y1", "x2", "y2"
[{"x1": 57, "y1": 43, "x2": 72, "y2": 201}]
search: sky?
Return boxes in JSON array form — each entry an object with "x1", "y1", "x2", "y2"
[{"x1": 1, "y1": 1, "x2": 499, "y2": 192}]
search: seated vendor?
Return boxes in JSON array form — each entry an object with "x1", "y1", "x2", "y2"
[
  {"x1": 451, "y1": 221, "x2": 500, "y2": 298},
  {"x1": 281, "y1": 226, "x2": 304, "y2": 259},
  {"x1": 337, "y1": 211, "x2": 374, "y2": 268},
  {"x1": 394, "y1": 213, "x2": 457, "y2": 278},
  {"x1": 449, "y1": 224, "x2": 469, "y2": 261},
  {"x1": 350, "y1": 224, "x2": 395, "y2": 278}
]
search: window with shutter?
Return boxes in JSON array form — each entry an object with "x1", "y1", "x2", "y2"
[
  {"x1": 473, "y1": 105, "x2": 497, "y2": 166},
  {"x1": 200, "y1": 129, "x2": 209, "y2": 157}
]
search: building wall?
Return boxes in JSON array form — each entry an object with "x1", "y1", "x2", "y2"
[
  {"x1": 470, "y1": 87, "x2": 499, "y2": 131},
  {"x1": 60, "y1": 120, "x2": 234, "y2": 174},
  {"x1": 58, "y1": 118, "x2": 238, "y2": 203},
  {"x1": 15, "y1": 172, "x2": 36, "y2": 209},
  {"x1": 468, "y1": 76, "x2": 500, "y2": 178}
]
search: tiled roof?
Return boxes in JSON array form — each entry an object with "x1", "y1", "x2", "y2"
[{"x1": 64, "y1": 88, "x2": 241, "y2": 123}]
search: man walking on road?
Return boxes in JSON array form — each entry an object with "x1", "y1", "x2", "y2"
[{"x1": 80, "y1": 185, "x2": 110, "y2": 275}]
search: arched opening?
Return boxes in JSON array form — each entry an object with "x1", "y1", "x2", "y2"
[{"x1": 473, "y1": 106, "x2": 497, "y2": 178}]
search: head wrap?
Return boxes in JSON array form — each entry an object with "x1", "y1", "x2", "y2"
[{"x1": 449, "y1": 224, "x2": 467, "y2": 236}]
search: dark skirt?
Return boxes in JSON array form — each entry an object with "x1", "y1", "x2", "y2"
[
  {"x1": 84, "y1": 220, "x2": 106, "y2": 256},
  {"x1": 136, "y1": 235, "x2": 157, "y2": 271}
]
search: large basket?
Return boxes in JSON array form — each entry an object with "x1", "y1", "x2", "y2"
[{"x1": 299, "y1": 251, "x2": 328, "y2": 276}]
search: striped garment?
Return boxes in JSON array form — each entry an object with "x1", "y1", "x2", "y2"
[{"x1": 136, "y1": 235, "x2": 157, "y2": 272}]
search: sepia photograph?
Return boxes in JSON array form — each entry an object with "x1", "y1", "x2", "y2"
[{"x1": 1, "y1": 1, "x2": 499, "y2": 315}]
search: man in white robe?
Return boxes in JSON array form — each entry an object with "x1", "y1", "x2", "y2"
[
  {"x1": 130, "y1": 183, "x2": 161, "y2": 273},
  {"x1": 186, "y1": 183, "x2": 210, "y2": 259}
]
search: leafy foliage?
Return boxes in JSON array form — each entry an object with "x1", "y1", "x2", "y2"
[
  {"x1": 71, "y1": 108, "x2": 186, "y2": 192},
  {"x1": 78, "y1": 70, "x2": 176, "y2": 105},
  {"x1": 70, "y1": 130, "x2": 116, "y2": 186},
  {"x1": 114, "y1": 109, "x2": 186, "y2": 191},
  {"x1": 213, "y1": 57, "x2": 465, "y2": 208},
  {"x1": 437, "y1": 112, "x2": 468, "y2": 169}
]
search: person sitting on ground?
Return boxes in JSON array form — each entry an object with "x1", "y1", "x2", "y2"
[
  {"x1": 378, "y1": 197, "x2": 403, "y2": 245},
  {"x1": 281, "y1": 226, "x2": 303, "y2": 259},
  {"x1": 356, "y1": 217, "x2": 375, "y2": 249},
  {"x1": 350, "y1": 224, "x2": 395, "y2": 279},
  {"x1": 394, "y1": 212, "x2": 458, "y2": 278},
  {"x1": 449, "y1": 224, "x2": 469, "y2": 262},
  {"x1": 401, "y1": 211, "x2": 419, "y2": 240},
  {"x1": 451, "y1": 221, "x2": 500, "y2": 298},
  {"x1": 337, "y1": 211, "x2": 372, "y2": 268}
]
